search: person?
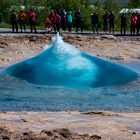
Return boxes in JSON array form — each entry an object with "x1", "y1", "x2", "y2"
[
  {"x1": 28, "y1": 8, "x2": 37, "y2": 33},
  {"x1": 108, "y1": 12, "x2": 115, "y2": 34},
  {"x1": 102, "y1": 11, "x2": 109, "y2": 33},
  {"x1": 60, "y1": 9, "x2": 67, "y2": 31},
  {"x1": 18, "y1": 9, "x2": 26, "y2": 32},
  {"x1": 120, "y1": 12, "x2": 127, "y2": 35},
  {"x1": 136, "y1": 13, "x2": 140, "y2": 35},
  {"x1": 67, "y1": 10, "x2": 72, "y2": 32},
  {"x1": 45, "y1": 17, "x2": 52, "y2": 33},
  {"x1": 75, "y1": 9, "x2": 82, "y2": 32},
  {"x1": 49, "y1": 10, "x2": 61, "y2": 33},
  {"x1": 55, "y1": 12, "x2": 61, "y2": 32},
  {"x1": 131, "y1": 13, "x2": 138, "y2": 35},
  {"x1": 10, "y1": 10, "x2": 18, "y2": 32},
  {"x1": 91, "y1": 12, "x2": 98, "y2": 33},
  {"x1": 49, "y1": 10, "x2": 57, "y2": 32}
]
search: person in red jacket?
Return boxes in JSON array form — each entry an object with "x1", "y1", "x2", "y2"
[
  {"x1": 18, "y1": 9, "x2": 26, "y2": 32},
  {"x1": 28, "y1": 8, "x2": 37, "y2": 33},
  {"x1": 49, "y1": 10, "x2": 57, "y2": 32},
  {"x1": 55, "y1": 12, "x2": 61, "y2": 32},
  {"x1": 49, "y1": 10, "x2": 61, "y2": 33},
  {"x1": 131, "y1": 13, "x2": 138, "y2": 35},
  {"x1": 136, "y1": 13, "x2": 140, "y2": 35}
]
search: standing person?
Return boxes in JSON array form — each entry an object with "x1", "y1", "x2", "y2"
[
  {"x1": 120, "y1": 12, "x2": 127, "y2": 35},
  {"x1": 136, "y1": 13, "x2": 140, "y2": 35},
  {"x1": 91, "y1": 12, "x2": 98, "y2": 34},
  {"x1": 108, "y1": 12, "x2": 115, "y2": 34},
  {"x1": 10, "y1": 10, "x2": 18, "y2": 32},
  {"x1": 55, "y1": 12, "x2": 61, "y2": 32},
  {"x1": 75, "y1": 9, "x2": 82, "y2": 33},
  {"x1": 45, "y1": 17, "x2": 52, "y2": 33},
  {"x1": 28, "y1": 9, "x2": 37, "y2": 33},
  {"x1": 49, "y1": 10, "x2": 57, "y2": 32},
  {"x1": 18, "y1": 9, "x2": 26, "y2": 32},
  {"x1": 49, "y1": 10, "x2": 61, "y2": 33},
  {"x1": 102, "y1": 11, "x2": 109, "y2": 33},
  {"x1": 131, "y1": 13, "x2": 137, "y2": 35},
  {"x1": 67, "y1": 10, "x2": 73, "y2": 33},
  {"x1": 60, "y1": 9, "x2": 67, "y2": 31}
]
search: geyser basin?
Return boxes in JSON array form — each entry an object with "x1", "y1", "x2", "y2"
[
  {"x1": 0, "y1": 76, "x2": 140, "y2": 112},
  {"x1": 0, "y1": 34, "x2": 140, "y2": 112},
  {"x1": 0, "y1": 34, "x2": 139, "y2": 89}
]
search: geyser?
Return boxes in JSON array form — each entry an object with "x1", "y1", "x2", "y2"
[{"x1": 0, "y1": 34, "x2": 139, "y2": 88}]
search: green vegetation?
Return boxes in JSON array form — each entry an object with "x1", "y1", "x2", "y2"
[
  {"x1": 0, "y1": 0, "x2": 139, "y2": 31},
  {"x1": 128, "y1": 0, "x2": 140, "y2": 8}
]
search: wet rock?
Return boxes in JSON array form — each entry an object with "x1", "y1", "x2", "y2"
[
  {"x1": 40, "y1": 128, "x2": 94, "y2": 140},
  {"x1": 80, "y1": 134, "x2": 91, "y2": 139},
  {"x1": 23, "y1": 132, "x2": 33, "y2": 136},
  {"x1": 2, "y1": 135, "x2": 10, "y2": 140},
  {"x1": 90, "y1": 134, "x2": 101, "y2": 139},
  {"x1": 53, "y1": 128, "x2": 72, "y2": 138},
  {"x1": 21, "y1": 119, "x2": 28, "y2": 123},
  {"x1": 41, "y1": 130, "x2": 55, "y2": 136},
  {"x1": 83, "y1": 111, "x2": 120, "y2": 116},
  {"x1": 29, "y1": 36, "x2": 37, "y2": 42},
  {"x1": 132, "y1": 132, "x2": 136, "y2": 134},
  {"x1": 0, "y1": 41, "x2": 8, "y2": 46}
]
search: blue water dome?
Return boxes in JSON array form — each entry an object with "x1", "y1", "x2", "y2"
[{"x1": 0, "y1": 33, "x2": 139, "y2": 89}]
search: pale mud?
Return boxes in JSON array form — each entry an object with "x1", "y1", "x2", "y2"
[{"x1": 0, "y1": 33, "x2": 140, "y2": 140}]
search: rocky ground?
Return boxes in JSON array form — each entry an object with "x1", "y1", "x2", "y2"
[
  {"x1": 0, "y1": 33, "x2": 140, "y2": 140},
  {"x1": 0, "y1": 111, "x2": 140, "y2": 140},
  {"x1": 0, "y1": 33, "x2": 140, "y2": 67}
]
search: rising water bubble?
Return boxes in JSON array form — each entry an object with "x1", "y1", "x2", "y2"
[{"x1": 0, "y1": 33, "x2": 139, "y2": 89}]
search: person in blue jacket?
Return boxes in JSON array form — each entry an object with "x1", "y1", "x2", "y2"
[{"x1": 67, "y1": 11, "x2": 73, "y2": 32}]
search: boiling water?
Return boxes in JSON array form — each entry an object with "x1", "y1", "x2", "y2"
[{"x1": 0, "y1": 34, "x2": 139, "y2": 112}]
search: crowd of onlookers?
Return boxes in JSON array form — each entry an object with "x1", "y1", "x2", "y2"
[
  {"x1": 10, "y1": 8, "x2": 37, "y2": 33},
  {"x1": 10, "y1": 8, "x2": 140, "y2": 35},
  {"x1": 91, "y1": 11, "x2": 140, "y2": 35}
]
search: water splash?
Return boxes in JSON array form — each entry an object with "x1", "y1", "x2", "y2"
[{"x1": 0, "y1": 33, "x2": 139, "y2": 89}]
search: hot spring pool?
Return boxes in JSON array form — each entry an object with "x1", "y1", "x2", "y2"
[
  {"x1": 0, "y1": 34, "x2": 139, "y2": 112},
  {"x1": 0, "y1": 74, "x2": 140, "y2": 112}
]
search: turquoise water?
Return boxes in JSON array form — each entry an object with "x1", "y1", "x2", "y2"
[
  {"x1": 0, "y1": 34, "x2": 138, "y2": 88},
  {"x1": 0, "y1": 34, "x2": 139, "y2": 112},
  {"x1": 0, "y1": 75, "x2": 140, "y2": 112}
]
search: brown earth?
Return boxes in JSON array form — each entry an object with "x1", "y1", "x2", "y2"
[
  {"x1": 0, "y1": 111, "x2": 140, "y2": 140},
  {"x1": 0, "y1": 33, "x2": 140, "y2": 67}
]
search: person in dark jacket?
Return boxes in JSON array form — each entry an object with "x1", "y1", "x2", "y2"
[
  {"x1": 60, "y1": 9, "x2": 67, "y2": 31},
  {"x1": 91, "y1": 12, "x2": 98, "y2": 33},
  {"x1": 103, "y1": 11, "x2": 109, "y2": 33},
  {"x1": 75, "y1": 9, "x2": 82, "y2": 32},
  {"x1": 108, "y1": 12, "x2": 115, "y2": 34},
  {"x1": 10, "y1": 10, "x2": 18, "y2": 32},
  {"x1": 120, "y1": 12, "x2": 127, "y2": 35}
]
